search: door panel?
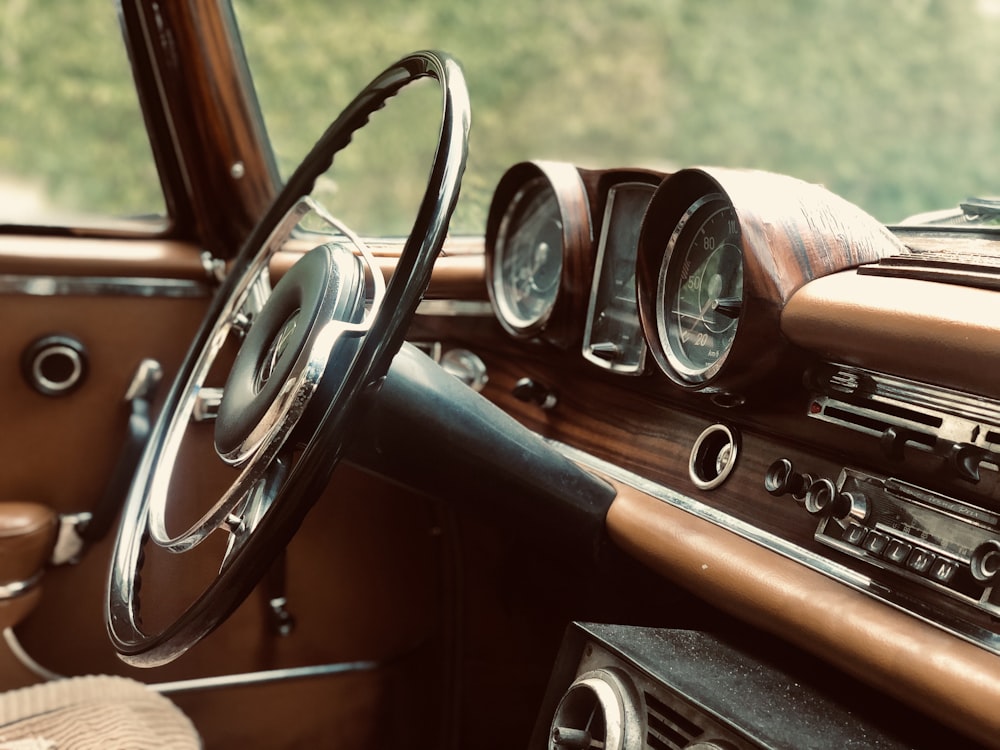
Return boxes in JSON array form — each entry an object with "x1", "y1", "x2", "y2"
[{"x1": 0, "y1": 236, "x2": 448, "y2": 747}]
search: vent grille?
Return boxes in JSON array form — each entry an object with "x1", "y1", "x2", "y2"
[
  {"x1": 859, "y1": 248, "x2": 1000, "y2": 291},
  {"x1": 644, "y1": 691, "x2": 704, "y2": 750}
]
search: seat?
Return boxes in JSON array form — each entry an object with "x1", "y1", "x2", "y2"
[
  {"x1": 0, "y1": 504, "x2": 200, "y2": 748},
  {"x1": 0, "y1": 675, "x2": 200, "y2": 749}
]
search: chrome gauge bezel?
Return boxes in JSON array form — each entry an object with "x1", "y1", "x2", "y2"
[
  {"x1": 582, "y1": 180, "x2": 658, "y2": 375},
  {"x1": 652, "y1": 192, "x2": 744, "y2": 386},
  {"x1": 636, "y1": 181, "x2": 749, "y2": 393},
  {"x1": 484, "y1": 161, "x2": 593, "y2": 345},
  {"x1": 491, "y1": 176, "x2": 563, "y2": 334}
]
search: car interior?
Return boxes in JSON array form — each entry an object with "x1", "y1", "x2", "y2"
[{"x1": 2, "y1": 1, "x2": 1000, "y2": 748}]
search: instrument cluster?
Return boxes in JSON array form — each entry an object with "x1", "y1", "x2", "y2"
[{"x1": 485, "y1": 161, "x2": 905, "y2": 398}]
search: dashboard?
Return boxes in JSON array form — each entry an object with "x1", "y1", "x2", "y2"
[{"x1": 414, "y1": 160, "x2": 1000, "y2": 747}]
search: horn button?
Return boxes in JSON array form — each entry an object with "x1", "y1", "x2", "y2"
[
  {"x1": 214, "y1": 243, "x2": 366, "y2": 467},
  {"x1": 255, "y1": 311, "x2": 300, "y2": 393}
]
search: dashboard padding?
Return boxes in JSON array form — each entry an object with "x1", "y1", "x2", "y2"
[
  {"x1": 782, "y1": 270, "x2": 1000, "y2": 399},
  {"x1": 606, "y1": 479, "x2": 1000, "y2": 748}
]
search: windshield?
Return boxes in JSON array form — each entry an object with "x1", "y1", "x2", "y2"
[{"x1": 234, "y1": 0, "x2": 1000, "y2": 235}]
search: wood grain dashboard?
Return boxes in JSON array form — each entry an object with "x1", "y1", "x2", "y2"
[
  {"x1": 406, "y1": 165, "x2": 1000, "y2": 746},
  {"x1": 408, "y1": 302, "x2": 1000, "y2": 746}
]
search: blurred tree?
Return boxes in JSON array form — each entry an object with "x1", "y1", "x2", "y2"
[{"x1": 2, "y1": 0, "x2": 999, "y2": 229}]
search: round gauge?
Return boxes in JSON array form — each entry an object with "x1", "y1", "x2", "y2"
[
  {"x1": 655, "y1": 193, "x2": 743, "y2": 384},
  {"x1": 491, "y1": 177, "x2": 564, "y2": 333}
]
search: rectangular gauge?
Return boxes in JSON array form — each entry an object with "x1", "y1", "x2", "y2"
[{"x1": 582, "y1": 182, "x2": 656, "y2": 374}]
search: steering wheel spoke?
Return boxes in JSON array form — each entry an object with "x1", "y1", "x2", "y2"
[
  {"x1": 107, "y1": 50, "x2": 470, "y2": 666},
  {"x1": 221, "y1": 453, "x2": 291, "y2": 573}
]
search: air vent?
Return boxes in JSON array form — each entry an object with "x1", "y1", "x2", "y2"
[
  {"x1": 549, "y1": 669, "x2": 643, "y2": 750},
  {"x1": 808, "y1": 364, "x2": 1000, "y2": 472},
  {"x1": 644, "y1": 691, "x2": 704, "y2": 749},
  {"x1": 820, "y1": 404, "x2": 936, "y2": 446},
  {"x1": 810, "y1": 363, "x2": 1000, "y2": 426},
  {"x1": 859, "y1": 248, "x2": 1000, "y2": 291}
]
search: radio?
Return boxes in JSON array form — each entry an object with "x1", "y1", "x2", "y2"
[{"x1": 766, "y1": 459, "x2": 1000, "y2": 618}]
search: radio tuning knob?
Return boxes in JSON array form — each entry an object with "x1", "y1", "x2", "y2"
[
  {"x1": 764, "y1": 458, "x2": 812, "y2": 499},
  {"x1": 834, "y1": 491, "x2": 869, "y2": 522},
  {"x1": 970, "y1": 540, "x2": 1000, "y2": 583},
  {"x1": 804, "y1": 478, "x2": 837, "y2": 516},
  {"x1": 804, "y1": 479, "x2": 870, "y2": 522}
]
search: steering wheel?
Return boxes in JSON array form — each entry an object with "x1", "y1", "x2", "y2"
[{"x1": 106, "y1": 51, "x2": 470, "y2": 667}]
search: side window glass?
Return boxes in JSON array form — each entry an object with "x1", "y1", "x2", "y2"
[{"x1": 0, "y1": 1, "x2": 165, "y2": 230}]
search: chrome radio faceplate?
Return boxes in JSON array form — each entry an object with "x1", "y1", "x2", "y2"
[{"x1": 813, "y1": 467, "x2": 1000, "y2": 617}]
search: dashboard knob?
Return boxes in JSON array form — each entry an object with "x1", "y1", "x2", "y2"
[
  {"x1": 439, "y1": 348, "x2": 489, "y2": 391},
  {"x1": 879, "y1": 426, "x2": 918, "y2": 461},
  {"x1": 764, "y1": 458, "x2": 812, "y2": 499},
  {"x1": 945, "y1": 442, "x2": 991, "y2": 483},
  {"x1": 804, "y1": 478, "x2": 837, "y2": 516},
  {"x1": 512, "y1": 377, "x2": 558, "y2": 409},
  {"x1": 804, "y1": 480, "x2": 868, "y2": 522},
  {"x1": 970, "y1": 540, "x2": 1000, "y2": 583},
  {"x1": 834, "y1": 491, "x2": 869, "y2": 522}
]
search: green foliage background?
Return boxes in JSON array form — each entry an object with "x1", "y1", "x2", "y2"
[
  {"x1": 2, "y1": 0, "x2": 1000, "y2": 232},
  {"x1": 0, "y1": 0, "x2": 162, "y2": 222}
]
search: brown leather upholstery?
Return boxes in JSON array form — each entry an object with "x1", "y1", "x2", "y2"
[
  {"x1": 781, "y1": 270, "x2": 1000, "y2": 398},
  {"x1": 0, "y1": 503, "x2": 57, "y2": 587},
  {"x1": 606, "y1": 480, "x2": 1000, "y2": 748}
]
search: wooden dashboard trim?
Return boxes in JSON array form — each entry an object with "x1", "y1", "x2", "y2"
[
  {"x1": 782, "y1": 269, "x2": 1000, "y2": 399},
  {"x1": 606, "y1": 479, "x2": 1000, "y2": 748}
]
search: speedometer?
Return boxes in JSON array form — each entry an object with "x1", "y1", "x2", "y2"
[
  {"x1": 656, "y1": 193, "x2": 743, "y2": 384},
  {"x1": 638, "y1": 167, "x2": 903, "y2": 394}
]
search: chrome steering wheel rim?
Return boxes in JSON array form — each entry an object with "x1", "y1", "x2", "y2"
[{"x1": 106, "y1": 50, "x2": 470, "y2": 667}]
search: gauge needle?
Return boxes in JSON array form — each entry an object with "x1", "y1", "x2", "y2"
[
  {"x1": 677, "y1": 273, "x2": 724, "y2": 325},
  {"x1": 699, "y1": 273, "x2": 723, "y2": 318},
  {"x1": 713, "y1": 297, "x2": 742, "y2": 318}
]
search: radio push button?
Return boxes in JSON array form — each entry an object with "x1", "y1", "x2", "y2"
[
  {"x1": 906, "y1": 548, "x2": 936, "y2": 575},
  {"x1": 861, "y1": 530, "x2": 889, "y2": 556},
  {"x1": 929, "y1": 558, "x2": 959, "y2": 585},
  {"x1": 884, "y1": 539, "x2": 912, "y2": 565},
  {"x1": 841, "y1": 522, "x2": 867, "y2": 546}
]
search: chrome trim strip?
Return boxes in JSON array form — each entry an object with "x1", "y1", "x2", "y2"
[
  {"x1": 550, "y1": 439, "x2": 1000, "y2": 657},
  {"x1": 151, "y1": 660, "x2": 379, "y2": 694},
  {"x1": 0, "y1": 571, "x2": 43, "y2": 600},
  {"x1": 416, "y1": 299, "x2": 494, "y2": 317},
  {"x1": 1, "y1": 623, "x2": 378, "y2": 690},
  {"x1": 822, "y1": 363, "x2": 1000, "y2": 432},
  {"x1": 0, "y1": 275, "x2": 211, "y2": 298},
  {"x1": 552, "y1": 440, "x2": 872, "y2": 589}
]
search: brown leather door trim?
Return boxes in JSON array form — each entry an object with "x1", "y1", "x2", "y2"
[
  {"x1": 0, "y1": 237, "x2": 210, "y2": 280},
  {"x1": 0, "y1": 236, "x2": 486, "y2": 301}
]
